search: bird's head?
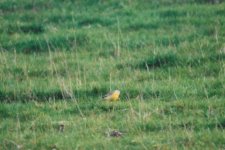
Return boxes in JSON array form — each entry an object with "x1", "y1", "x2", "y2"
[{"x1": 114, "y1": 90, "x2": 120, "y2": 95}]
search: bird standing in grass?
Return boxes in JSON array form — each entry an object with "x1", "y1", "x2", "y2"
[{"x1": 103, "y1": 90, "x2": 120, "y2": 101}]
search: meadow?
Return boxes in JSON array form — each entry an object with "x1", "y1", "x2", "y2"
[{"x1": 0, "y1": 0, "x2": 225, "y2": 149}]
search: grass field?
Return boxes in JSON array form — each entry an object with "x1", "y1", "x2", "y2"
[{"x1": 0, "y1": 0, "x2": 225, "y2": 149}]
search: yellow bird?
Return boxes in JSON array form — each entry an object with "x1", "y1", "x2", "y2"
[{"x1": 103, "y1": 90, "x2": 120, "y2": 101}]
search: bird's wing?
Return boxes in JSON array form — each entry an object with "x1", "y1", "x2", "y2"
[{"x1": 103, "y1": 91, "x2": 114, "y2": 100}]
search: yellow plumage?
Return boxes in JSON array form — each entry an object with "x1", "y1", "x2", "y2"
[{"x1": 103, "y1": 90, "x2": 120, "y2": 101}]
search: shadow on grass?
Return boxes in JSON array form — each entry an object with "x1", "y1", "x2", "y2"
[
  {"x1": 0, "y1": 87, "x2": 158, "y2": 102},
  {"x1": 2, "y1": 32, "x2": 89, "y2": 53},
  {"x1": 124, "y1": 52, "x2": 225, "y2": 70},
  {"x1": 0, "y1": 1, "x2": 52, "y2": 12},
  {"x1": 140, "y1": 51, "x2": 178, "y2": 69},
  {"x1": 1, "y1": 85, "x2": 224, "y2": 102},
  {"x1": 0, "y1": 87, "x2": 108, "y2": 102},
  {"x1": 159, "y1": 9, "x2": 188, "y2": 18},
  {"x1": 77, "y1": 17, "x2": 114, "y2": 27},
  {"x1": 125, "y1": 22, "x2": 159, "y2": 31},
  {"x1": 137, "y1": 118, "x2": 225, "y2": 133},
  {"x1": 6, "y1": 24, "x2": 45, "y2": 34},
  {"x1": 177, "y1": 118, "x2": 225, "y2": 131},
  {"x1": 0, "y1": 87, "x2": 190, "y2": 102},
  {"x1": 3, "y1": 67, "x2": 69, "y2": 79}
]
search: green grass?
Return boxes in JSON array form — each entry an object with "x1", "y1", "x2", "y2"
[{"x1": 0, "y1": 0, "x2": 225, "y2": 149}]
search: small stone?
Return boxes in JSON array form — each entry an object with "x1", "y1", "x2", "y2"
[
  {"x1": 110, "y1": 130, "x2": 123, "y2": 137},
  {"x1": 50, "y1": 144, "x2": 58, "y2": 150},
  {"x1": 59, "y1": 124, "x2": 65, "y2": 132},
  {"x1": 57, "y1": 121, "x2": 66, "y2": 132}
]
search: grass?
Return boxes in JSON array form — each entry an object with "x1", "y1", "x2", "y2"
[{"x1": 0, "y1": 0, "x2": 225, "y2": 149}]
